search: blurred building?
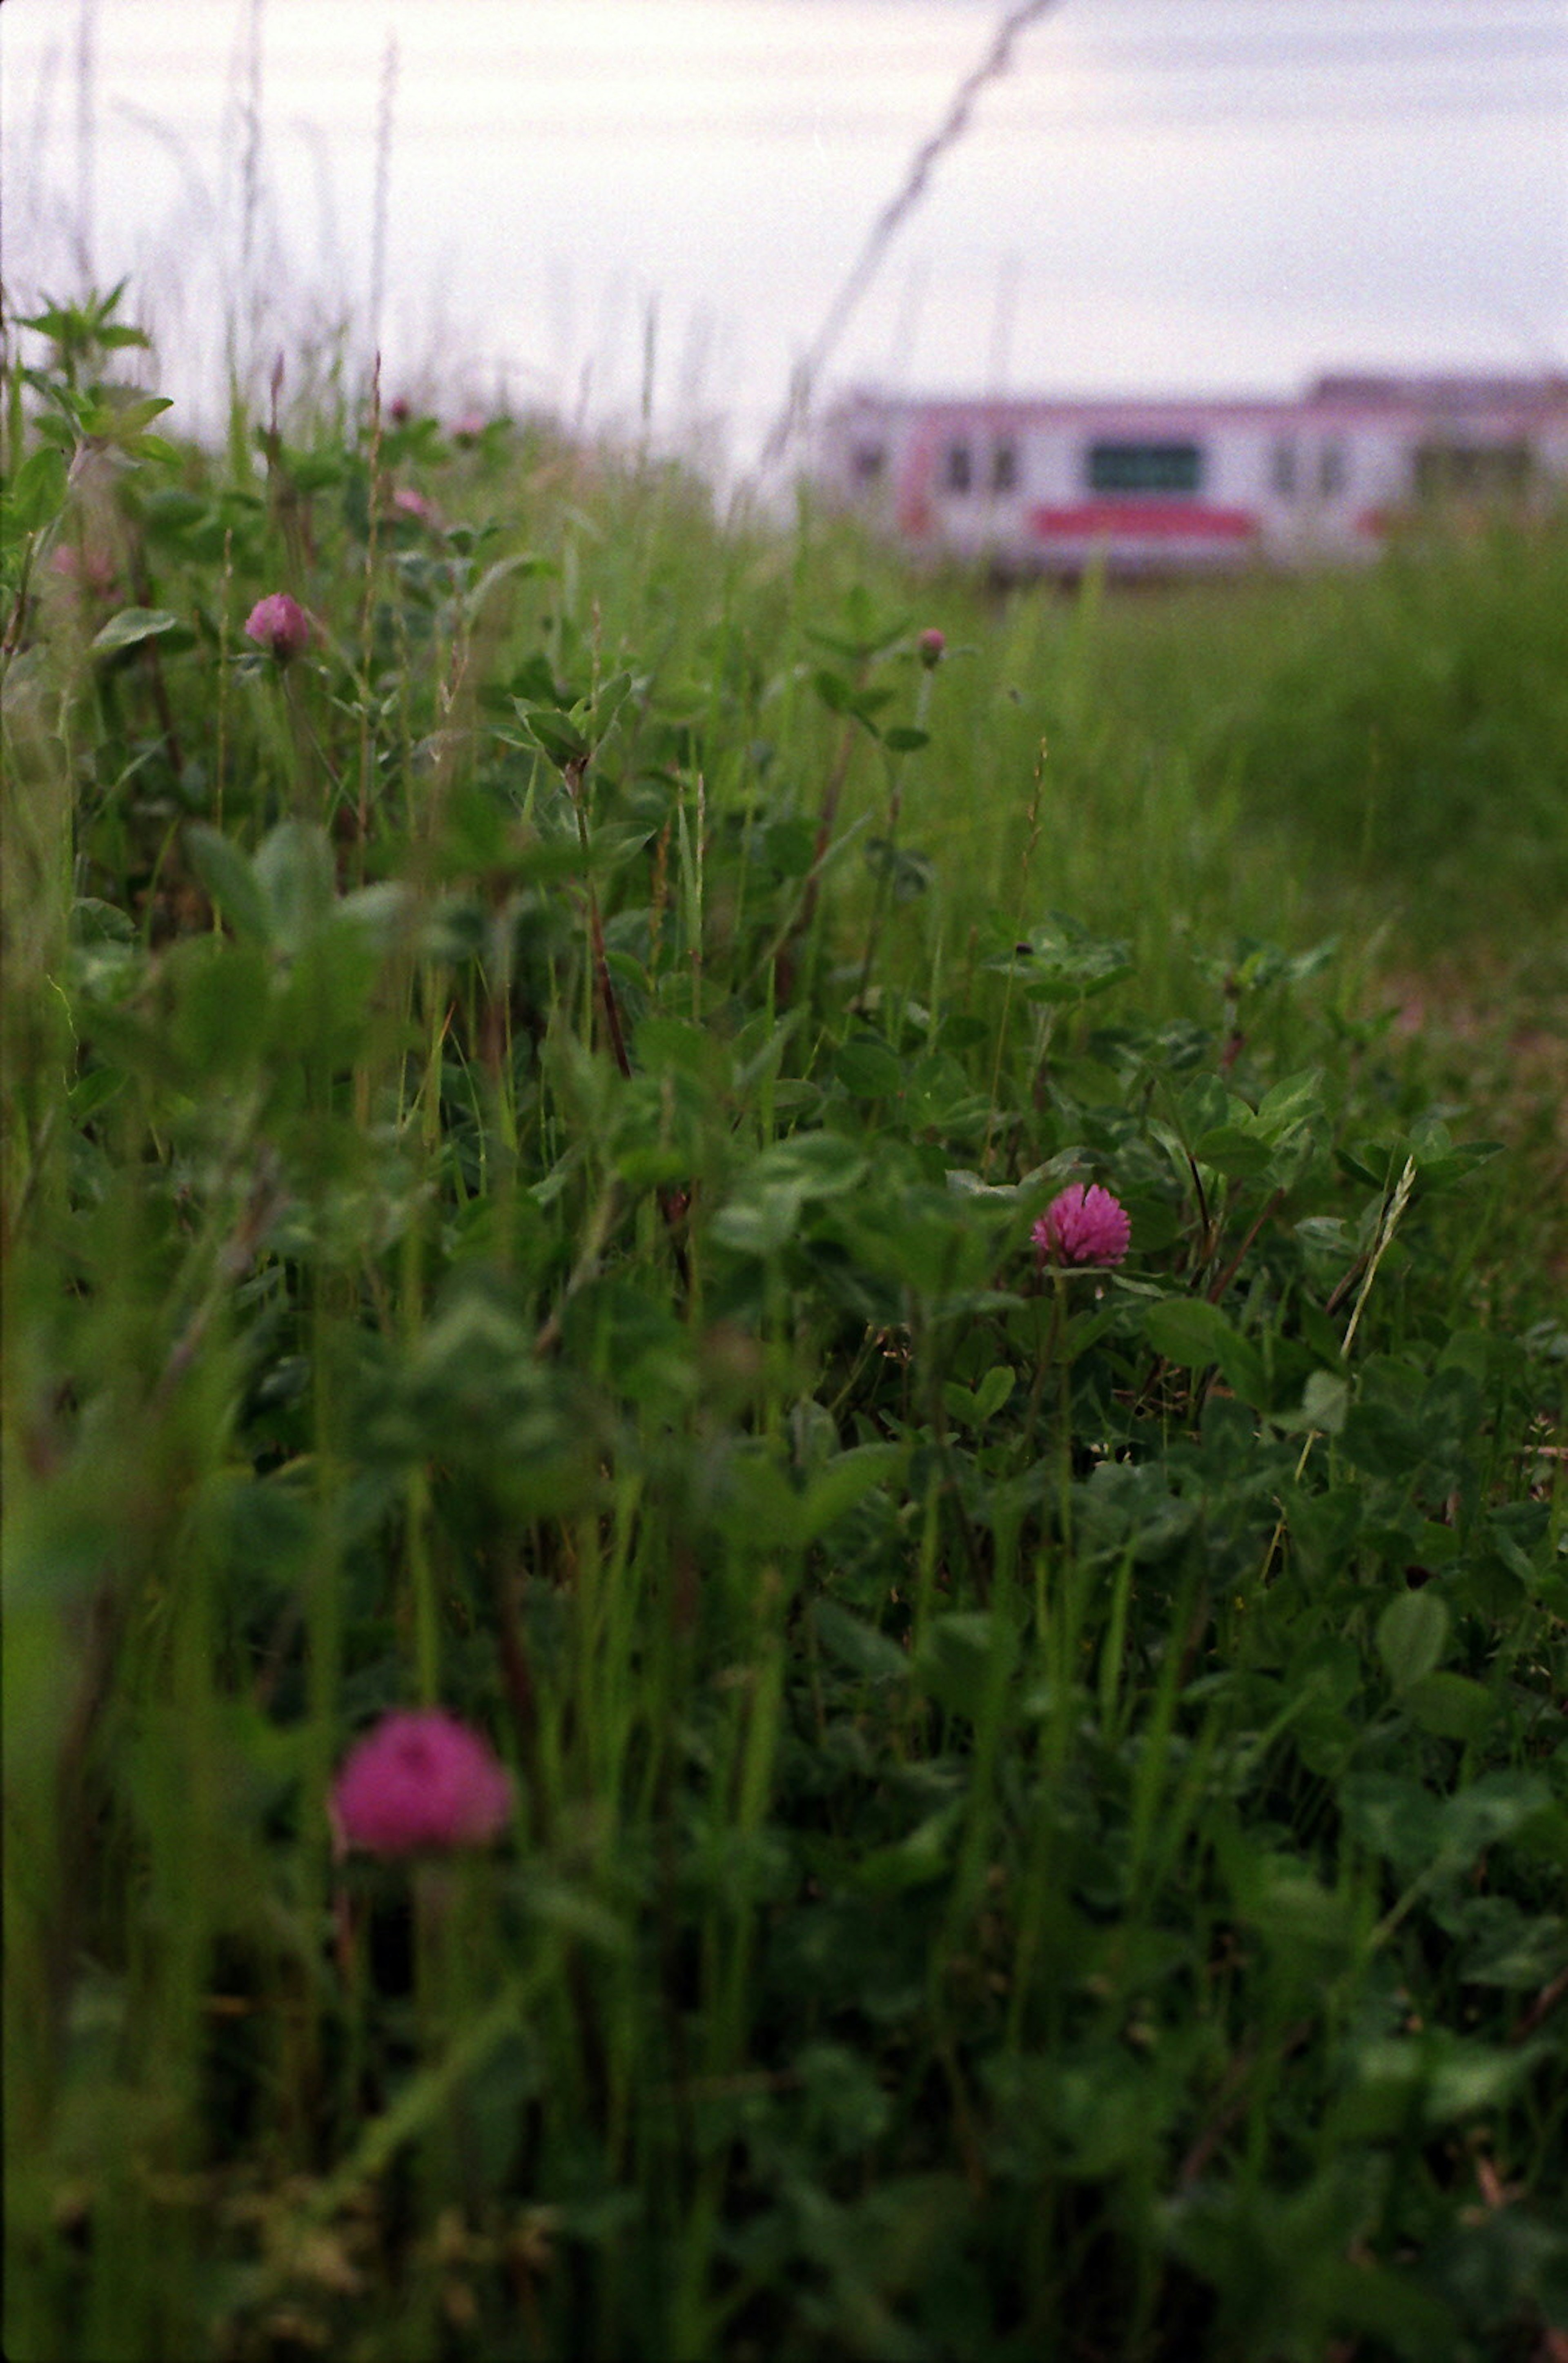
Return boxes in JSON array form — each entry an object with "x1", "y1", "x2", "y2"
[{"x1": 816, "y1": 372, "x2": 1568, "y2": 572}]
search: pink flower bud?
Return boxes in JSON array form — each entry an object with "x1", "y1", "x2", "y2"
[
  {"x1": 330, "y1": 1709, "x2": 514, "y2": 1855},
  {"x1": 391, "y1": 486, "x2": 438, "y2": 526},
  {"x1": 1033, "y1": 1182, "x2": 1131, "y2": 1268},
  {"x1": 916, "y1": 626, "x2": 946, "y2": 668},
  {"x1": 243, "y1": 591, "x2": 313, "y2": 663}
]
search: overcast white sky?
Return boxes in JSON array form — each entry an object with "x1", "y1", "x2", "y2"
[{"x1": 4, "y1": 0, "x2": 1566, "y2": 472}]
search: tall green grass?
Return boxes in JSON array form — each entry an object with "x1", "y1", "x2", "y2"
[
  {"x1": 4, "y1": 293, "x2": 1565, "y2": 2363},
  {"x1": 1052, "y1": 523, "x2": 1568, "y2": 969}
]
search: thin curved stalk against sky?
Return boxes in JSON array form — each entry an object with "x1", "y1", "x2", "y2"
[{"x1": 758, "y1": 0, "x2": 1064, "y2": 472}]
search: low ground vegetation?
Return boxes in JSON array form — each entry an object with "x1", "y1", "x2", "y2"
[{"x1": 4, "y1": 292, "x2": 1566, "y2": 2362}]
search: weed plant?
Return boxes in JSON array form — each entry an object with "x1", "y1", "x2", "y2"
[{"x1": 4, "y1": 290, "x2": 1566, "y2": 2363}]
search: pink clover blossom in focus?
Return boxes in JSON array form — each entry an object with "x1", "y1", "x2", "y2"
[
  {"x1": 330, "y1": 1709, "x2": 514, "y2": 1856},
  {"x1": 1033, "y1": 1182, "x2": 1131, "y2": 1267},
  {"x1": 243, "y1": 592, "x2": 313, "y2": 663}
]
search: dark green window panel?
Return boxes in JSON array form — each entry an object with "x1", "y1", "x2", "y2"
[{"x1": 1087, "y1": 441, "x2": 1204, "y2": 494}]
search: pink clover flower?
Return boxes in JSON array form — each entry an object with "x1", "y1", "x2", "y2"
[
  {"x1": 1033, "y1": 1182, "x2": 1131, "y2": 1267},
  {"x1": 330, "y1": 1709, "x2": 514, "y2": 1856},
  {"x1": 243, "y1": 591, "x2": 313, "y2": 663}
]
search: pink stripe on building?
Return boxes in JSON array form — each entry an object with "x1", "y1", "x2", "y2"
[{"x1": 1028, "y1": 501, "x2": 1258, "y2": 543}]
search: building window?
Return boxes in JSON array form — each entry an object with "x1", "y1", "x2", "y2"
[
  {"x1": 1319, "y1": 442, "x2": 1348, "y2": 499},
  {"x1": 851, "y1": 443, "x2": 886, "y2": 486},
  {"x1": 991, "y1": 439, "x2": 1019, "y2": 494},
  {"x1": 1270, "y1": 440, "x2": 1298, "y2": 499},
  {"x1": 1413, "y1": 440, "x2": 1531, "y2": 501},
  {"x1": 1087, "y1": 440, "x2": 1204, "y2": 495},
  {"x1": 944, "y1": 442, "x2": 973, "y2": 495}
]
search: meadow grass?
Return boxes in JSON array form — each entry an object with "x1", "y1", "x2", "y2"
[{"x1": 3, "y1": 292, "x2": 1566, "y2": 2363}]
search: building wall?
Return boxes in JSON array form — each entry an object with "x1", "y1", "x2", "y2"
[{"x1": 817, "y1": 378, "x2": 1568, "y2": 572}]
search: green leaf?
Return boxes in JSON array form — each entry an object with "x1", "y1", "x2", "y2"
[
  {"x1": 997, "y1": 912, "x2": 1135, "y2": 1003},
  {"x1": 122, "y1": 434, "x2": 182, "y2": 465},
  {"x1": 1376, "y1": 1590, "x2": 1449, "y2": 1691},
  {"x1": 1339, "y1": 2035, "x2": 1542, "y2": 2135},
  {"x1": 1401, "y1": 1672, "x2": 1497, "y2": 1742},
  {"x1": 1460, "y1": 1909, "x2": 1566, "y2": 1987},
  {"x1": 185, "y1": 825, "x2": 271, "y2": 944},
  {"x1": 809, "y1": 1599, "x2": 909, "y2": 1684},
  {"x1": 1336, "y1": 1773, "x2": 1443, "y2": 1875},
  {"x1": 463, "y1": 550, "x2": 547, "y2": 626},
  {"x1": 1409, "y1": 1140, "x2": 1506, "y2": 1192},
  {"x1": 912, "y1": 1612, "x2": 1014, "y2": 1724},
  {"x1": 852, "y1": 1803, "x2": 962, "y2": 1896},
  {"x1": 1436, "y1": 1773, "x2": 1554, "y2": 1865},
  {"x1": 1339, "y1": 1397, "x2": 1427, "y2": 1479},
  {"x1": 863, "y1": 837, "x2": 935, "y2": 900},
  {"x1": 713, "y1": 1445, "x2": 902, "y2": 1556},
  {"x1": 973, "y1": 1363, "x2": 1015, "y2": 1422},
  {"x1": 91, "y1": 605, "x2": 187, "y2": 655},
  {"x1": 762, "y1": 816, "x2": 816, "y2": 877},
  {"x1": 337, "y1": 880, "x2": 416, "y2": 950},
  {"x1": 1422, "y1": 2038, "x2": 1546, "y2": 2124},
  {"x1": 1193, "y1": 1123, "x2": 1274, "y2": 1180},
  {"x1": 520, "y1": 1877, "x2": 630, "y2": 1955},
  {"x1": 1144, "y1": 1298, "x2": 1267, "y2": 1410},
  {"x1": 833, "y1": 1036, "x2": 902, "y2": 1098},
  {"x1": 713, "y1": 1449, "x2": 806, "y2": 1548},
  {"x1": 797, "y1": 1444, "x2": 905, "y2": 1543},
  {"x1": 1241, "y1": 1861, "x2": 1356, "y2": 1953},
  {"x1": 139, "y1": 488, "x2": 213, "y2": 541},
  {"x1": 254, "y1": 821, "x2": 337, "y2": 951},
  {"x1": 1299, "y1": 1368, "x2": 1350, "y2": 1434},
  {"x1": 1255, "y1": 1068, "x2": 1325, "y2": 1137},
  {"x1": 517, "y1": 705, "x2": 591, "y2": 770},
  {"x1": 635, "y1": 1015, "x2": 733, "y2": 1091},
  {"x1": 1270, "y1": 1368, "x2": 1350, "y2": 1436},
  {"x1": 709, "y1": 1187, "x2": 805, "y2": 1257},
  {"x1": 169, "y1": 938, "x2": 271, "y2": 1078},
  {"x1": 71, "y1": 895, "x2": 136, "y2": 945},
  {"x1": 751, "y1": 1132, "x2": 867, "y2": 1197},
  {"x1": 6, "y1": 447, "x2": 68, "y2": 532},
  {"x1": 710, "y1": 1129, "x2": 865, "y2": 1256},
  {"x1": 507, "y1": 652, "x2": 564, "y2": 704},
  {"x1": 92, "y1": 392, "x2": 174, "y2": 440}
]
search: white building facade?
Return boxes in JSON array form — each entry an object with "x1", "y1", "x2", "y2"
[{"x1": 815, "y1": 373, "x2": 1568, "y2": 573}]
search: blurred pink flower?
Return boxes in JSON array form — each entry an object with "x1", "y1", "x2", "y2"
[
  {"x1": 916, "y1": 626, "x2": 946, "y2": 667},
  {"x1": 49, "y1": 543, "x2": 117, "y2": 594},
  {"x1": 450, "y1": 407, "x2": 488, "y2": 444},
  {"x1": 390, "y1": 486, "x2": 438, "y2": 526},
  {"x1": 1033, "y1": 1182, "x2": 1131, "y2": 1267},
  {"x1": 243, "y1": 591, "x2": 313, "y2": 662},
  {"x1": 331, "y1": 1709, "x2": 514, "y2": 1855}
]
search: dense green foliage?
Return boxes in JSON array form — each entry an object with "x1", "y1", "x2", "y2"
[
  {"x1": 4, "y1": 291, "x2": 1566, "y2": 2363},
  {"x1": 1064, "y1": 525, "x2": 1568, "y2": 959}
]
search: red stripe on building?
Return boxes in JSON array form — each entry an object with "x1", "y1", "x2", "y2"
[{"x1": 1027, "y1": 501, "x2": 1259, "y2": 542}]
